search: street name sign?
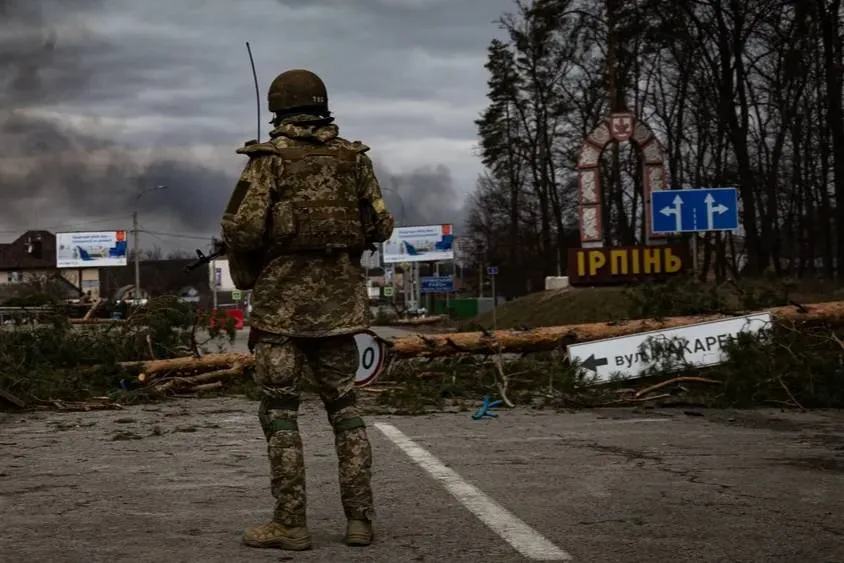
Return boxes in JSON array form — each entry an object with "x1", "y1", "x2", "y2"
[
  {"x1": 651, "y1": 187, "x2": 739, "y2": 234},
  {"x1": 420, "y1": 276, "x2": 455, "y2": 293},
  {"x1": 567, "y1": 313, "x2": 772, "y2": 383}
]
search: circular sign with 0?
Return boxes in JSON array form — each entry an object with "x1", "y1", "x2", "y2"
[{"x1": 354, "y1": 330, "x2": 387, "y2": 387}]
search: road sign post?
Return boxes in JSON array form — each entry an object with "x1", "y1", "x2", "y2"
[
  {"x1": 650, "y1": 187, "x2": 739, "y2": 276},
  {"x1": 486, "y1": 266, "x2": 498, "y2": 330},
  {"x1": 651, "y1": 187, "x2": 739, "y2": 234}
]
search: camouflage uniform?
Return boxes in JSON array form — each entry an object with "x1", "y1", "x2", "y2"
[{"x1": 220, "y1": 69, "x2": 394, "y2": 551}]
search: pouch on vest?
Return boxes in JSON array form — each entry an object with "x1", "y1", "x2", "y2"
[
  {"x1": 272, "y1": 147, "x2": 367, "y2": 253},
  {"x1": 221, "y1": 212, "x2": 264, "y2": 290},
  {"x1": 270, "y1": 201, "x2": 296, "y2": 243}
]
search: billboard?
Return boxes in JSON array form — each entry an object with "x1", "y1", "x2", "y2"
[
  {"x1": 56, "y1": 230, "x2": 128, "y2": 268},
  {"x1": 382, "y1": 224, "x2": 454, "y2": 264}
]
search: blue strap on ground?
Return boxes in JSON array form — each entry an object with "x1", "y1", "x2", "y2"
[{"x1": 472, "y1": 394, "x2": 503, "y2": 420}]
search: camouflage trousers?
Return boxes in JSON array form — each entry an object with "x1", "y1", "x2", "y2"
[{"x1": 252, "y1": 334, "x2": 374, "y2": 528}]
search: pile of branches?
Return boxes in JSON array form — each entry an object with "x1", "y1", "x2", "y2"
[
  {"x1": 0, "y1": 295, "x2": 237, "y2": 410},
  {"x1": 131, "y1": 354, "x2": 251, "y2": 396}
]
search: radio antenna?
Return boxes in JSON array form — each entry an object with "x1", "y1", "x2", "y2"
[{"x1": 245, "y1": 41, "x2": 261, "y2": 141}]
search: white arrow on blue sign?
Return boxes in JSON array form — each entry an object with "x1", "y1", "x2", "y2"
[{"x1": 650, "y1": 187, "x2": 739, "y2": 234}]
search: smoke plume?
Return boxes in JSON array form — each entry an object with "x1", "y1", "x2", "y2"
[
  {"x1": 0, "y1": 0, "x2": 468, "y2": 249},
  {"x1": 0, "y1": 0, "x2": 234, "y2": 242}
]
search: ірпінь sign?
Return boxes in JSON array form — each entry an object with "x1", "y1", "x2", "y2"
[{"x1": 567, "y1": 245, "x2": 689, "y2": 285}]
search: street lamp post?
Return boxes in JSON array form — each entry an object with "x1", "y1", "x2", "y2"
[{"x1": 132, "y1": 185, "x2": 167, "y2": 303}]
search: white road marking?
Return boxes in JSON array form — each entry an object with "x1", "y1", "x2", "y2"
[{"x1": 374, "y1": 422, "x2": 573, "y2": 561}]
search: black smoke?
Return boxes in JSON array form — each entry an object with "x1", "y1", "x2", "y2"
[
  {"x1": 375, "y1": 162, "x2": 467, "y2": 233},
  {"x1": 0, "y1": 0, "x2": 468, "y2": 248},
  {"x1": 0, "y1": 0, "x2": 234, "y2": 242}
]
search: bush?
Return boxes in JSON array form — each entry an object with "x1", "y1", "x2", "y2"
[
  {"x1": 622, "y1": 274, "x2": 800, "y2": 319},
  {"x1": 0, "y1": 295, "x2": 235, "y2": 405}
]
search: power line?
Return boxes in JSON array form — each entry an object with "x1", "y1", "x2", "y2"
[
  {"x1": 140, "y1": 229, "x2": 216, "y2": 241},
  {"x1": 0, "y1": 215, "x2": 133, "y2": 235}
]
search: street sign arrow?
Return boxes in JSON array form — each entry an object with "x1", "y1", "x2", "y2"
[
  {"x1": 704, "y1": 193, "x2": 729, "y2": 230},
  {"x1": 659, "y1": 194, "x2": 684, "y2": 232},
  {"x1": 580, "y1": 354, "x2": 609, "y2": 373}
]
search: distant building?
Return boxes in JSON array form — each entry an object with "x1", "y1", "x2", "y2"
[{"x1": 0, "y1": 229, "x2": 214, "y2": 304}]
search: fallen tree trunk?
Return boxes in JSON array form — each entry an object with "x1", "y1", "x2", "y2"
[
  {"x1": 130, "y1": 353, "x2": 249, "y2": 381},
  {"x1": 387, "y1": 301, "x2": 844, "y2": 358},
  {"x1": 128, "y1": 301, "x2": 844, "y2": 376}
]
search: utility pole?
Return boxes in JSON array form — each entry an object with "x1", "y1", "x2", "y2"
[
  {"x1": 132, "y1": 210, "x2": 140, "y2": 303},
  {"x1": 132, "y1": 184, "x2": 167, "y2": 304}
]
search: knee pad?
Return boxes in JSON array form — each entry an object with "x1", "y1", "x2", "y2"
[
  {"x1": 258, "y1": 396, "x2": 300, "y2": 440},
  {"x1": 323, "y1": 394, "x2": 365, "y2": 434}
]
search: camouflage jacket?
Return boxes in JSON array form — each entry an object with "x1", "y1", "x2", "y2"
[{"x1": 220, "y1": 115, "x2": 394, "y2": 338}]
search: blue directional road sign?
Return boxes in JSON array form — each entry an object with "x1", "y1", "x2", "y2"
[
  {"x1": 487, "y1": 266, "x2": 498, "y2": 276},
  {"x1": 651, "y1": 187, "x2": 739, "y2": 234},
  {"x1": 420, "y1": 276, "x2": 454, "y2": 294}
]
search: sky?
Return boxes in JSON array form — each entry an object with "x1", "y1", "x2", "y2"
[{"x1": 0, "y1": 0, "x2": 514, "y2": 255}]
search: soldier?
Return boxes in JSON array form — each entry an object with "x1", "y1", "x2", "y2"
[{"x1": 219, "y1": 69, "x2": 395, "y2": 551}]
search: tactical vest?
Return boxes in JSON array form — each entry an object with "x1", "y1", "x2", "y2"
[{"x1": 270, "y1": 145, "x2": 367, "y2": 253}]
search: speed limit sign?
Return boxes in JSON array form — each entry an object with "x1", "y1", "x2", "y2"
[{"x1": 353, "y1": 330, "x2": 388, "y2": 387}]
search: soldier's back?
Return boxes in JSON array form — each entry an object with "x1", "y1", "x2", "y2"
[{"x1": 249, "y1": 133, "x2": 371, "y2": 338}]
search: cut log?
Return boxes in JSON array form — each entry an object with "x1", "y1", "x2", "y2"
[
  {"x1": 127, "y1": 352, "x2": 250, "y2": 379},
  {"x1": 0, "y1": 387, "x2": 26, "y2": 409},
  {"x1": 82, "y1": 299, "x2": 102, "y2": 321},
  {"x1": 387, "y1": 301, "x2": 844, "y2": 358},
  {"x1": 153, "y1": 364, "x2": 244, "y2": 392},
  {"x1": 189, "y1": 381, "x2": 224, "y2": 393}
]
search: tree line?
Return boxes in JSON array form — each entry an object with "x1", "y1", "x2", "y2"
[{"x1": 465, "y1": 0, "x2": 844, "y2": 298}]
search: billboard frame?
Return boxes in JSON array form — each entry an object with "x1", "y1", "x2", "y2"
[
  {"x1": 381, "y1": 224, "x2": 455, "y2": 264},
  {"x1": 55, "y1": 229, "x2": 129, "y2": 269}
]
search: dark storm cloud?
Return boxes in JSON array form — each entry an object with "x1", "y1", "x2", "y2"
[
  {"x1": 377, "y1": 163, "x2": 467, "y2": 232},
  {"x1": 0, "y1": 0, "x2": 512, "y2": 249},
  {"x1": 0, "y1": 0, "x2": 238, "y2": 240}
]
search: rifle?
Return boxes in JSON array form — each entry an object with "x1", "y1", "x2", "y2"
[{"x1": 184, "y1": 239, "x2": 226, "y2": 272}]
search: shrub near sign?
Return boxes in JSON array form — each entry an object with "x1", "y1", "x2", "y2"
[{"x1": 567, "y1": 244, "x2": 689, "y2": 285}]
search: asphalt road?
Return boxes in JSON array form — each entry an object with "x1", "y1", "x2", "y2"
[{"x1": 1, "y1": 398, "x2": 842, "y2": 563}]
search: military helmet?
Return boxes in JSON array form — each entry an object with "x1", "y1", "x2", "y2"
[{"x1": 267, "y1": 69, "x2": 329, "y2": 115}]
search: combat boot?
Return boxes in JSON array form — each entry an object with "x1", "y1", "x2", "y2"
[
  {"x1": 242, "y1": 522, "x2": 311, "y2": 550},
  {"x1": 345, "y1": 519, "x2": 373, "y2": 546}
]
